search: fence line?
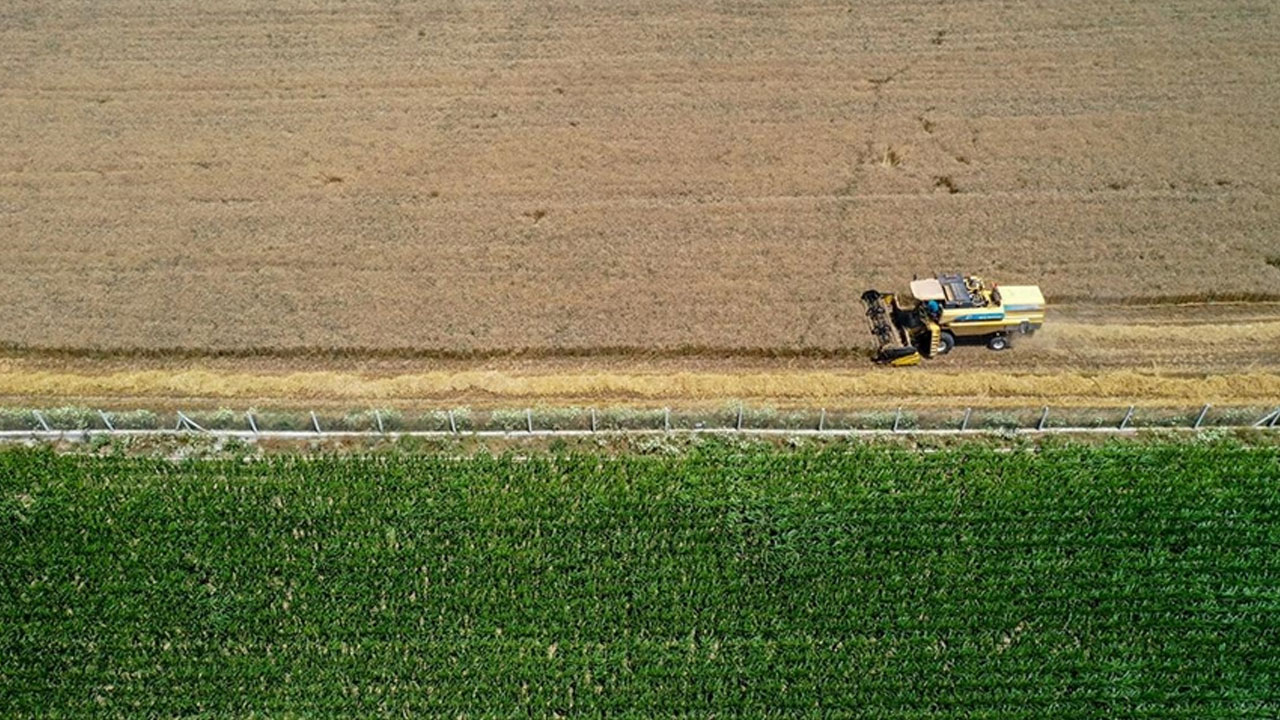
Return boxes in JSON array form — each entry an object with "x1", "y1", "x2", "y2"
[
  {"x1": 0, "y1": 404, "x2": 1276, "y2": 442},
  {"x1": 0, "y1": 427, "x2": 1214, "y2": 441}
]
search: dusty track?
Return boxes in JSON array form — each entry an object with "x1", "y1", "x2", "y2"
[{"x1": 2, "y1": 303, "x2": 1275, "y2": 409}]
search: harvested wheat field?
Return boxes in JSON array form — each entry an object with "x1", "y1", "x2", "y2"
[
  {"x1": 1, "y1": 304, "x2": 1276, "y2": 409},
  {"x1": 1, "y1": 0, "x2": 1278, "y2": 406}
]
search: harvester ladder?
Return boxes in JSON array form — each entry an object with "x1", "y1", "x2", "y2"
[{"x1": 925, "y1": 319, "x2": 942, "y2": 358}]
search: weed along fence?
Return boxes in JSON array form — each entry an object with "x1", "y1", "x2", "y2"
[{"x1": 0, "y1": 404, "x2": 1277, "y2": 441}]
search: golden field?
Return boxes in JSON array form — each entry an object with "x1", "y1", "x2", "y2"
[
  {"x1": 0, "y1": 1, "x2": 1277, "y2": 409},
  {"x1": 1, "y1": 0, "x2": 1278, "y2": 356}
]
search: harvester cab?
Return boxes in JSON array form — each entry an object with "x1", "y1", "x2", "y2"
[{"x1": 861, "y1": 273, "x2": 1045, "y2": 365}]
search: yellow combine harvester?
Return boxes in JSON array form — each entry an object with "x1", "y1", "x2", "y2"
[{"x1": 861, "y1": 273, "x2": 1046, "y2": 366}]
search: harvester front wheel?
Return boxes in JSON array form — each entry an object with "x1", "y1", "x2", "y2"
[
  {"x1": 987, "y1": 335, "x2": 1009, "y2": 351},
  {"x1": 937, "y1": 331, "x2": 955, "y2": 355}
]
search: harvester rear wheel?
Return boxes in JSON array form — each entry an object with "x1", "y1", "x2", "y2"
[{"x1": 987, "y1": 335, "x2": 1009, "y2": 351}]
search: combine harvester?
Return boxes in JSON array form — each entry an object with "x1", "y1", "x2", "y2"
[{"x1": 861, "y1": 273, "x2": 1046, "y2": 366}]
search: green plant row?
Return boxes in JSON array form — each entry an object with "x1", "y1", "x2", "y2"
[{"x1": 2, "y1": 443, "x2": 1278, "y2": 716}]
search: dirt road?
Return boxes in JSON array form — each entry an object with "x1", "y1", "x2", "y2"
[{"x1": 2, "y1": 303, "x2": 1275, "y2": 409}]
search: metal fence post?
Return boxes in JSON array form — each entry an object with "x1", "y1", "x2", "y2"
[
  {"x1": 1193, "y1": 404, "x2": 1210, "y2": 429},
  {"x1": 961, "y1": 407, "x2": 972, "y2": 431},
  {"x1": 33, "y1": 410, "x2": 51, "y2": 432},
  {"x1": 1119, "y1": 405, "x2": 1134, "y2": 430},
  {"x1": 818, "y1": 408, "x2": 826, "y2": 432},
  {"x1": 736, "y1": 405, "x2": 743, "y2": 432},
  {"x1": 1037, "y1": 406, "x2": 1049, "y2": 431},
  {"x1": 526, "y1": 408, "x2": 533, "y2": 433},
  {"x1": 664, "y1": 407, "x2": 671, "y2": 433},
  {"x1": 310, "y1": 411, "x2": 322, "y2": 434},
  {"x1": 590, "y1": 408, "x2": 597, "y2": 433},
  {"x1": 448, "y1": 410, "x2": 458, "y2": 434},
  {"x1": 246, "y1": 412, "x2": 259, "y2": 434},
  {"x1": 98, "y1": 410, "x2": 115, "y2": 432},
  {"x1": 892, "y1": 407, "x2": 902, "y2": 433},
  {"x1": 178, "y1": 412, "x2": 206, "y2": 432},
  {"x1": 374, "y1": 409, "x2": 385, "y2": 434}
]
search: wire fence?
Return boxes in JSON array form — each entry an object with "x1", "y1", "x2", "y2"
[{"x1": 0, "y1": 404, "x2": 1276, "y2": 441}]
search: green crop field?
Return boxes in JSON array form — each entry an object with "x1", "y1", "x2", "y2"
[{"x1": 2, "y1": 443, "x2": 1278, "y2": 717}]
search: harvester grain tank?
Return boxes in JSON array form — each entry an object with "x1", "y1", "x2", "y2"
[{"x1": 861, "y1": 273, "x2": 1046, "y2": 365}]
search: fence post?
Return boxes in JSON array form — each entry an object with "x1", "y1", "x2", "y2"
[
  {"x1": 97, "y1": 410, "x2": 115, "y2": 432},
  {"x1": 178, "y1": 412, "x2": 206, "y2": 432},
  {"x1": 736, "y1": 405, "x2": 743, "y2": 432},
  {"x1": 448, "y1": 410, "x2": 458, "y2": 434},
  {"x1": 892, "y1": 407, "x2": 902, "y2": 433},
  {"x1": 374, "y1": 409, "x2": 385, "y2": 434},
  {"x1": 818, "y1": 408, "x2": 826, "y2": 432},
  {"x1": 1037, "y1": 406, "x2": 1050, "y2": 431},
  {"x1": 246, "y1": 412, "x2": 259, "y2": 434},
  {"x1": 1119, "y1": 405, "x2": 1134, "y2": 430},
  {"x1": 526, "y1": 408, "x2": 533, "y2": 433},
  {"x1": 1193, "y1": 404, "x2": 1210, "y2": 429},
  {"x1": 33, "y1": 410, "x2": 51, "y2": 432},
  {"x1": 310, "y1": 411, "x2": 322, "y2": 434},
  {"x1": 590, "y1": 408, "x2": 597, "y2": 433},
  {"x1": 961, "y1": 407, "x2": 972, "y2": 431},
  {"x1": 664, "y1": 407, "x2": 671, "y2": 433},
  {"x1": 1252, "y1": 408, "x2": 1279, "y2": 428}
]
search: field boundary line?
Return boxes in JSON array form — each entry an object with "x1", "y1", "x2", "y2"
[
  {"x1": 1, "y1": 426, "x2": 1275, "y2": 443},
  {"x1": 4, "y1": 404, "x2": 1276, "y2": 442}
]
